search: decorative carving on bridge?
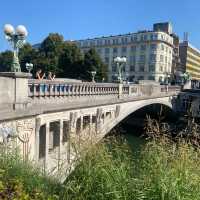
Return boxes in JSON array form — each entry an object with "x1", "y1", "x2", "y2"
[{"x1": 16, "y1": 119, "x2": 34, "y2": 160}]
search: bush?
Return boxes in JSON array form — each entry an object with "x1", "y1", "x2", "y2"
[
  {"x1": 1, "y1": 123, "x2": 200, "y2": 199},
  {"x1": 0, "y1": 146, "x2": 60, "y2": 199}
]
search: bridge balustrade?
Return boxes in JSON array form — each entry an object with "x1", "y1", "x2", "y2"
[
  {"x1": 28, "y1": 80, "x2": 124, "y2": 98},
  {"x1": 28, "y1": 79, "x2": 180, "y2": 100}
]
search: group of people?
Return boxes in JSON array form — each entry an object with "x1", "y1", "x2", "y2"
[{"x1": 36, "y1": 69, "x2": 56, "y2": 80}]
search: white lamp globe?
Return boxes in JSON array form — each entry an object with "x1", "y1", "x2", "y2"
[
  {"x1": 16, "y1": 25, "x2": 28, "y2": 37},
  {"x1": 114, "y1": 57, "x2": 121, "y2": 63},
  {"x1": 4, "y1": 24, "x2": 14, "y2": 35},
  {"x1": 122, "y1": 57, "x2": 127, "y2": 63}
]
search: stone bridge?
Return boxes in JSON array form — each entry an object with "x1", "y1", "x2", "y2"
[{"x1": 0, "y1": 72, "x2": 180, "y2": 181}]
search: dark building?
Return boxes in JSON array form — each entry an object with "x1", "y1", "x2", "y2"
[{"x1": 153, "y1": 22, "x2": 173, "y2": 35}]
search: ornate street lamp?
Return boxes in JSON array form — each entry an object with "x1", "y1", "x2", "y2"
[
  {"x1": 114, "y1": 57, "x2": 127, "y2": 83},
  {"x1": 164, "y1": 72, "x2": 171, "y2": 85},
  {"x1": 4, "y1": 24, "x2": 28, "y2": 72},
  {"x1": 25, "y1": 63, "x2": 33, "y2": 74},
  {"x1": 91, "y1": 71, "x2": 96, "y2": 82}
]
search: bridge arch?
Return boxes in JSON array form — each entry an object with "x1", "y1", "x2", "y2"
[{"x1": 100, "y1": 97, "x2": 174, "y2": 136}]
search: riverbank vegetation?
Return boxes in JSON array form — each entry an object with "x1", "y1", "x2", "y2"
[{"x1": 1, "y1": 118, "x2": 200, "y2": 199}]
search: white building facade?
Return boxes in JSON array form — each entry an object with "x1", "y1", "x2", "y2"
[{"x1": 77, "y1": 27, "x2": 174, "y2": 82}]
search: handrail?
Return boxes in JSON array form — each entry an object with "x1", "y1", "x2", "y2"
[{"x1": 28, "y1": 79, "x2": 180, "y2": 99}]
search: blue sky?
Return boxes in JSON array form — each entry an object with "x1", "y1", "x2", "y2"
[{"x1": 0, "y1": 0, "x2": 200, "y2": 52}]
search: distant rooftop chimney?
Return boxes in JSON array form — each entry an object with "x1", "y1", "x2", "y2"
[
  {"x1": 183, "y1": 32, "x2": 189, "y2": 42},
  {"x1": 153, "y1": 22, "x2": 173, "y2": 34}
]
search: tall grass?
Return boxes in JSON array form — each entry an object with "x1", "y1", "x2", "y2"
[
  {"x1": 0, "y1": 145, "x2": 61, "y2": 199},
  {"x1": 1, "y1": 119, "x2": 200, "y2": 199},
  {"x1": 59, "y1": 135, "x2": 200, "y2": 200}
]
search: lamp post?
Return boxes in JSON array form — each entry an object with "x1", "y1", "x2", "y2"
[
  {"x1": 164, "y1": 72, "x2": 171, "y2": 85},
  {"x1": 91, "y1": 71, "x2": 96, "y2": 82},
  {"x1": 25, "y1": 63, "x2": 33, "y2": 74},
  {"x1": 4, "y1": 24, "x2": 28, "y2": 72},
  {"x1": 114, "y1": 57, "x2": 127, "y2": 83}
]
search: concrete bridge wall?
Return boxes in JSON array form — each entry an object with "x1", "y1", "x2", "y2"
[
  {"x1": 0, "y1": 95, "x2": 174, "y2": 181},
  {"x1": 0, "y1": 72, "x2": 179, "y2": 181}
]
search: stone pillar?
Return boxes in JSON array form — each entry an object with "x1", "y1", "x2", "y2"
[
  {"x1": 44, "y1": 122, "x2": 49, "y2": 171},
  {"x1": 118, "y1": 83, "x2": 123, "y2": 99},
  {"x1": 0, "y1": 72, "x2": 31, "y2": 110},
  {"x1": 96, "y1": 108, "x2": 103, "y2": 134},
  {"x1": 58, "y1": 119, "x2": 63, "y2": 169},
  {"x1": 35, "y1": 117, "x2": 41, "y2": 162}
]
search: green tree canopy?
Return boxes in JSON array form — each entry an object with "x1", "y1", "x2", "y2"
[
  {"x1": 39, "y1": 33, "x2": 64, "y2": 73},
  {"x1": 58, "y1": 42, "x2": 84, "y2": 78},
  {"x1": 83, "y1": 48, "x2": 108, "y2": 81},
  {"x1": 19, "y1": 43, "x2": 38, "y2": 73},
  {"x1": 0, "y1": 34, "x2": 108, "y2": 81},
  {"x1": 0, "y1": 51, "x2": 13, "y2": 72}
]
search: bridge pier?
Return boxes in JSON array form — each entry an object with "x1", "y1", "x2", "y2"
[
  {"x1": 58, "y1": 119, "x2": 63, "y2": 169},
  {"x1": 45, "y1": 122, "x2": 50, "y2": 171}
]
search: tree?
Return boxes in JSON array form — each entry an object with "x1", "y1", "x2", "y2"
[
  {"x1": 58, "y1": 42, "x2": 84, "y2": 78},
  {"x1": 19, "y1": 43, "x2": 38, "y2": 73},
  {"x1": 0, "y1": 51, "x2": 13, "y2": 72},
  {"x1": 83, "y1": 48, "x2": 108, "y2": 81},
  {"x1": 39, "y1": 33, "x2": 64, "y2": 73}
]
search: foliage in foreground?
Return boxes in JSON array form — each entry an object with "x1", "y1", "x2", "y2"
[
  {"x1": 60, "y1": 135, "x2": 200, "y2": 200},
  {"x1": 0, "y1": 147, "x2": 60, "y2": 199},
  {"x1": 1, "y1": 119, "x2": 200, "y2": 199}
]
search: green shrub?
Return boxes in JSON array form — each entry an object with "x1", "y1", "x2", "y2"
[{"x1": 1, "y1": 127, "x2": 200, "y2": 199}]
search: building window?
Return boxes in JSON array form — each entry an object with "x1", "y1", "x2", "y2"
[
  {"x1": 161, "y1": 34, "x2": 165, "y2": 40},
  {"x1": 121, "y1": 37, "x2": 128, "y2": 44},
  {"x1": 122, "y1": 47, "x2": 127, "y2": 53},
  {"x1": 138, "y1": 76, "x2": 144, "y2": 80},
  {"x1": 160, "y1": 55, "x2": 164, "y2": 62},
  {"x1": 97, "y1": 49, "x2": 102, "y2": 54},
  {"x1": 161, "y1": 44, "x2": 165, "y2": 51},
  {"x1": 139, "y1": 64, "x2": 145, "y2": 72},
  {"x1": 144, "y1": 35, "x2": 148, "y2": 41},
  {"x1": 113, "y1": 39, "x2": 119, "y2": 45},
  {"x1": 105, "y1": 40, "x2": 111, "y2": 45},
  {"x1": 159, "y1": 65, "x2": 163, "y2": 72},
  {"x1": 140, "y1": 35, "x2": 145, "y2": 41},
  {"x1": 148, "y1": 76, "x2": 155, "y2": 80},
  {"x1": 105, "y1": 57, "x2": 109, "y2": 64},
  {"x1": 134, "y1": 35, "x2": 137, "y2": 41},
  {"x1": 165, "y1": 56, "x2": 167, "y2": 63},
  {"x1": 139, "y1": 55, "x2": 146, "y2": 62},
  {"x1": 90, "y1": 41, "x2": 93, "y2": 47},
  {"x1": 113, "y1": 47, "x2": 118, "y2": 53},
  {"x1": 130, "y1": 56, "x2": 136, "y2": 64},
  {"x1": 130, "y1": 65, "x2": 135, "y2": 72},
  {"x1": 131, "y1": 36, "x2": 134, "y2": 42},
  {"x1": 131, "y1": 46, "x2": 136, "y2": 52},
  {"x1": 149, "y1": 65, "x2": 155, "y2": 72},
  {"x1": 150, "y1": 44, "x2": 157, "y2": 50},
  {"x1": 150, "y1": 54, "x2": 156, "y2": 62},
  {"x1": 140, "y1": 44, "x2": 146, "y2": 51},
  {"x1": 83, "y1": 41, "x2": 88, "y2": 47},
  {"x1": 112, "y1": 64, "x2": 116, "y2": 72},
  {"x1": 97, "y1": 40, "x2": 102, "y2": 46},
  {"x1": 105, "y1": 48, "x2": 110, "y2": 54},
  {"x1": 150, "y1": 34, "x2": 158, "y2": 40}
]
